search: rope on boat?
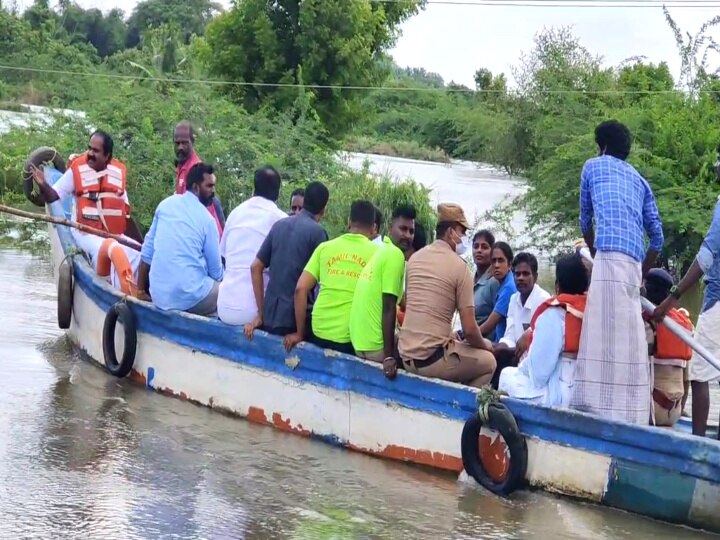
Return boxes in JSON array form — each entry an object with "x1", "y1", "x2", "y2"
[{"x1": 477, "y1": 386, "x2": 507, "y2": 423}]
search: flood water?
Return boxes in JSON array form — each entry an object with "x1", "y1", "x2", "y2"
[{"x1": 0, "y1": 154, "x2": 714, "y2": 538}]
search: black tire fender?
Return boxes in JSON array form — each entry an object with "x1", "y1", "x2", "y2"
[
  {"x1": 57, "y1": 258, "x2": 73, "y2": 329},
  {"x1": 102, "y1": 302, "x2": 137, "y2": 378},
  {"x1": 23, "y1": 147, "x2": 66, "y2": 207},
  {"x1": 461, "y1": 403, "x2": 528, "y2": 496}
]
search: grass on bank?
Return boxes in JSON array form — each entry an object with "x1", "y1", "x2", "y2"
[{"x1": 343, "y1": 136, "x2": 450, "y2": 164}]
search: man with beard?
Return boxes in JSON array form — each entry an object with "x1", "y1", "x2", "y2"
[
  {"x1": 30, "y1": 130, "x2": 144, "y2": 291},
  {"x1": 174, "y1": 121, "x2": 225, "y2": 236},
  {"x1": 137, "y1": 162, "x2": 223, "y2": 315},
  {"x1": 349, "y1": 205, "x2": 416, "y2": 370}
]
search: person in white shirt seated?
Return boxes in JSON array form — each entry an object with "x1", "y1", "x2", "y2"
[
  {"x1": 499, "y1": 253, "x2": 589, "y2": 407},
  {"x1": 217, "y1": 166, "x2": 289, "y2": 325},
  {"x1": 491, "y1": 252, "x2": 551, "y2": 388}
]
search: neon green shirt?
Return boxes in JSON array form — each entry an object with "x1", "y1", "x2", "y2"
[
  {"x1": 304, "y1": 233, "x2": 379, "y2": 343},
  {"x1": 349, "y1": 242, "x2": 406, "y2": 353}
]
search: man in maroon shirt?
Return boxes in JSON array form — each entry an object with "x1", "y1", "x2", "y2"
[{"x1": 174, "y1": 121, "x2": 225, "y2": 236}]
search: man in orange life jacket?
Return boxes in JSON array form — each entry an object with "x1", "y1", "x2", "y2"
[
  {"x1": 30, "y1": 131, "x2": 144, "y2": 291},
  {"x1": 174, "y1": 121, "x2": 225, "y2": 236},
  {"x1": 644, "y1": 269, "x2": 693, "y2": 427},
  {"x1": 499, "y1": 253, "x2": 589, "y2": 407}
]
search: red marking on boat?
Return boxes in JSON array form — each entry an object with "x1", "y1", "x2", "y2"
[
  {"x1": 247, "y1": 406, "x2": 268, "y2": 423},
  {"x1": 128, "y1": 369, "x2": 146, "y2": 386},
  {"x1": 479, "y1": 432, "x2": 510, "y2": 482},
  {"x1": 348, "y1": 443, "x2": 463, "y2": 472},
  {"x1": 272, "y1": 413, "x2": 311, "y2": 436}
]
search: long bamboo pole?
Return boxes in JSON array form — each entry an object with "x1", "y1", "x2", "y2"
[
  {"x1": 0, "y1": 203, "x2": 142, "y2": 251},
  {"x1": 578, "y1": 247, "x2": 720, "y2": 372}
]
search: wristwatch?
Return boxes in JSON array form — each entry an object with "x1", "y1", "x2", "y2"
[{"x1": 670, "y1": 285, "x2": 682, "y2": 300}]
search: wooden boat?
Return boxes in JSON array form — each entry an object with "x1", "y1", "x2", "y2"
[{"x1": 42, "y1": 170, "x2": 720, "y2": 535}]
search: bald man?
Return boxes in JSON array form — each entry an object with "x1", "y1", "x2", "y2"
[{"x1": 174, "y1": 121, "x2": 225, "y2": 235}]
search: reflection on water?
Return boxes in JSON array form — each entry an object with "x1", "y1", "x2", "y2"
[{"x1": 0, "y1": 245, "x2": 713, "y2": 539}]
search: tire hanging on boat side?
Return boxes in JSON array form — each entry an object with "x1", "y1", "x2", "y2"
[
  {"x1": 57, "y1": 258, "x2": 74, "y2": 329},
  {"x1": 23, "y1": 147, "x2": 66, "y2": 207},
  {"x1": 103, "y1": 302, "x2": 137, "y2": 378},
  {"x1": 461, "y1": 403, "x2": 528, "y2": 495}
]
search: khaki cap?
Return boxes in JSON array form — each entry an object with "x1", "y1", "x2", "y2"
[{"x1": 437, "y1": 203, "x2": 470, "y2": 230}]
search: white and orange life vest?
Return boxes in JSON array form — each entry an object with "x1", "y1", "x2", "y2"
[
  {"x1": 653, "y1": 308, "x2": 693, "y2": 368},
  {"x1": 528, "y1": 294, "x2": 587, "y2": 357},
  {"x1": 71, "y1": 153, "x2": 129, "y2": 235}
]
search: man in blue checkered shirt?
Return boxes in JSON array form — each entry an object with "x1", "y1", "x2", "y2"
[{"x1": 570, "y1": 120, "x2": 664, "y2": 425}]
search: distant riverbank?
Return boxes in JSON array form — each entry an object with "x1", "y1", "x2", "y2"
[{"x1": 343, "y1": 136, "x2": 450, "y2": 164}]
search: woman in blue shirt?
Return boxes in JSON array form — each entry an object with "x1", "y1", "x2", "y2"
[
  {"x1": 473, "y1": 230, "x2": 500, "y2": 335},
  {"x1": 479, "y1": 241, "x2": 516, "y2": 342}
]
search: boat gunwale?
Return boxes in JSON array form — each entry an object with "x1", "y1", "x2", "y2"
[{"x1": 47, "y1": 199, "x2": 720, "y2": 487}]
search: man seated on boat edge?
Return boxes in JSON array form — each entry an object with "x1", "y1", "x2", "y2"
[
  {"x1": 349, "y1": 205, "x2": 416, "y2": 378},
  {"x1": 30, "y1": 130, "x2": 144, "y2": 293},
  {"x1": 642, "y1": 269, "x2": 693, "y2": 428},
  {"x1": 491, "y1": 252, "x2": 551, "y2": 389},
  {"x1": 174, "y1": 120, "x2": 225, "y2": 236},
  {"x1": 137, "y1": 162, "x2": 223, "y2": 316},
  {"x1": 283, "y1": 200, "x2": 379, "y2": 354},
  {"x1": 244, "y1": 181, "x2": 330, "y2": 339},
  {"x1": 499, "y1": 253, "x2": 589, "y2": 407},
  {"x1": 398, "y1": 203, "x2": 496, "y2": 388},
  {"x1": 217, "y1": 166, "x2": 288, "y2": 326}
]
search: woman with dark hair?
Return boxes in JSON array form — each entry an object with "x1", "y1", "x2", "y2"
[
  {"x1": 472, "y1": 230, "x2": 499, "y2": 334},
  {"x1": 478, "y1": 242, "x2": 516, "y2": 342}
]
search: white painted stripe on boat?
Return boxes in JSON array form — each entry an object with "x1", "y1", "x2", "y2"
[
  {"x1": 690, "y1": 478, "x2": 720, "y2": 529},
  {"x1": 525, "y1": 438, "x2": 611, "y2": 502}
]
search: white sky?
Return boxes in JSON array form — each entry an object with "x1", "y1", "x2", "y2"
[{"x1": 13, "y1": 0, "x2": 720, "y2": 87}]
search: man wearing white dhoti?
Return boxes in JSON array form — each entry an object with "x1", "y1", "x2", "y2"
[
  {"x1": 655, "y1": 152, "x2": 720, "y2": 437},
  {"x1": 571, "y1": 120, "x2": 665, "y2": 424}
]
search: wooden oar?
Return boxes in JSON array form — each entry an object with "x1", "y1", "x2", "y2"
[
  {"x1": 578, "y1": 247, "x2": 720, "y2": 372},
  {"x1": 0, "y1": 203, "x2": 142, "y2": 251}
]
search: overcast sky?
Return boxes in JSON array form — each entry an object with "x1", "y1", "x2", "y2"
[{"x1": 13, "y1": 0, "x2": 720, "y2": 87}]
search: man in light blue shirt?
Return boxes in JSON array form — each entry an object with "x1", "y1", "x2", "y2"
[
  {"x1": 138, "y1": 162, "x2": 223, "y2": 315},
  {"x1": 655, "y1": 150, "x2": 720, "y2": 437}
]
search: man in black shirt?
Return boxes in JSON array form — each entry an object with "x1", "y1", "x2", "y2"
[{"x1": 245, "y1": 182, "x2": 330, "y2": 338}]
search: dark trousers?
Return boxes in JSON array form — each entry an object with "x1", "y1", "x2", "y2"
[
  {"x1": 491, "y1": 347, "x2": 517, "y2": 389},
  {"x1": 263, "y1": 325, "x2": 295, "y2": 337},
  {"x1": 310, "y1": 335, "x2": 355, "y2": 356}
]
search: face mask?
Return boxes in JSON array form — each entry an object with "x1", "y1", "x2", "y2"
[{"x1": 454, "y1": 230, "x2": 469, "y2": 256}]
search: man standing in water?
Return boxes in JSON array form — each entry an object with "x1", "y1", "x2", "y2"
[
  {"x1": 174, "y1": 121, "x2": 225, "y2": 236},
  {"x1": 572, "y1": 120, "x2": 664, "y2": 424},
  {"x1": 654, "y1": 146, "x2": 720, "y2": 437}
]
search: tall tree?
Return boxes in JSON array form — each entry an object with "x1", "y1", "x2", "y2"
[
  {"x1": 205, "y1": 0, "x2": 424, "y2": 136},
  {"x1": 126, "y1": 0, "x2": 223, "y2": 47}
]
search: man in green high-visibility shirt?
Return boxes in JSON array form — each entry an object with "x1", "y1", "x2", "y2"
[
  {"x1": 349, "y1": 205, "x2": 416, "y2": 370},
  {"x1": 283, "y1": 200, "x2": 379, "y2": 355}
]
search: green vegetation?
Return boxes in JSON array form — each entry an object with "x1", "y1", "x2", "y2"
[
  {"x1": 0, "y1": 0, "x2": 433, "y2": 239},
  {"x1": 352, "y1": 19, "x2": 720, "y2": 269},
  {"x1": 3, "y1": 0, "x2": 719, "y2": 270}
]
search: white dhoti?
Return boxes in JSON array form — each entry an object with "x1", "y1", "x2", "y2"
[
  {"x1": 71, "y1": 229, "x2": 142, "y2": 291},
  {"x1": 570, "y1": 251, "x2": 651, "y2": 424},
  {"x1": 689, "y1": 302, "x2": 720, "y2": 382}
]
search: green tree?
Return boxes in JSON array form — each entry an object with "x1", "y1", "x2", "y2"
[
  {"x1": 126, "y1": 0, "x2": 223, "y2": 47},
  {"x1": 205, "y1": 0, "x2": 424, "y2": 136}
]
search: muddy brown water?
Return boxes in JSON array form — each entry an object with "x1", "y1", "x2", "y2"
[{"x1": 0, "y1": 239, "x2": 714, "y2": 538}]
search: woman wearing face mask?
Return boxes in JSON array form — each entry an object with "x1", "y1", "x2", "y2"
[
  {"x1": 472, "y1": 230, "x2": 499, "y2": 334},
  {"x1": 479, "y1": 242, "x2": 516, "y2": 342}
]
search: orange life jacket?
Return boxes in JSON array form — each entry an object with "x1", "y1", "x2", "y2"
[
  {"x1": 71, "y1": 153, "x2": 129, "y2": 235},
  {"x1": 528, "y1": 294, "x2": 587, "y2": 357},
  {"x1": 654, "y1": 308, "x2": 693, "y2": 365}
]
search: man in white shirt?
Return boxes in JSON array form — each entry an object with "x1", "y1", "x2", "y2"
[
  {"x1": 217, "y1": 166, "x2": 288, "y2": 325},
  {"x1": 491, "y1": 252, "x2": 550, "y2": 388}
]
